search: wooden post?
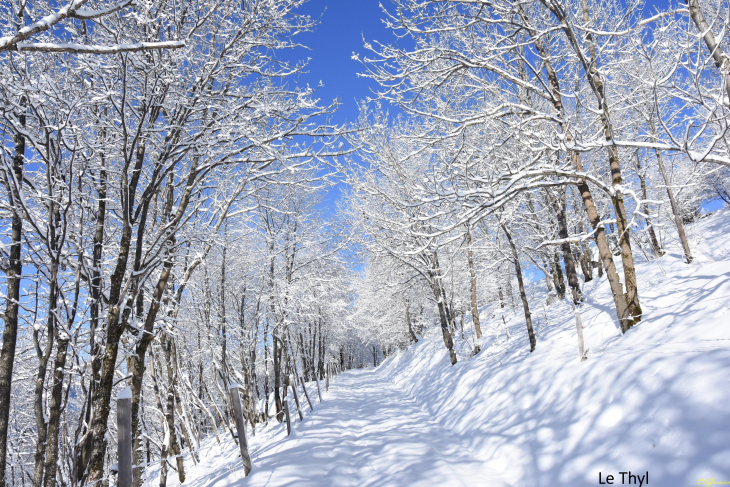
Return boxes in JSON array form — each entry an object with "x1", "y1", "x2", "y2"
[
  {"x1": 289, "y1": 375, "x2": 304, "y2": 421},
  {"x1": 117, "y1": 387, "x2": 133, "y2": 487},
  {"x1": 300, "y1": 375, "x2": 314, "y2": 411},
  {"x1": 228, "y1": 384, "x2": 252, "y2": 476},
  {"x1": 283, "y1": 399, "x2": 291, "y2": 435},
  {"x1": 575, "y1": 310, "x2": 587, "y2": 362},
  {"x1": 282, "y1": 379, "x2": 292, "y2": 435},
  {"x1": 314, "y1": 372, "x2": 323, "y2": 403}
]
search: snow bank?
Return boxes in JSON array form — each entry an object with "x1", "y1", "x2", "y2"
[{"x1": 377, "y1": 208, "x2": 730, "y2": 486}]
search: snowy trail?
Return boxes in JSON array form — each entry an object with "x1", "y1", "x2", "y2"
[{"x1": 185, "y1": 368, "x2": 511, "y2": 487}]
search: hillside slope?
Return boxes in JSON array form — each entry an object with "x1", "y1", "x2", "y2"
[
  {"x1": 152, "y1": 208, "x2": 730, "y2": 487},
  {"x1": 379, "y1": 208, "x2": 730, "y2": 486}
]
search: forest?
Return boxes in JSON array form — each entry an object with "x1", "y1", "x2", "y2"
[{"x1": 1, "y1": 0, "x2": 729, "y2": 486}]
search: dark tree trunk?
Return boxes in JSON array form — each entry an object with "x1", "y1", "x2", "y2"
[
  {"x1": 131, "y1": 243, "x2": 174, "y2": 487},
  {"x1": 552, "y1": 252, "x2": 566, "y2": 299},
  {"x1": 576, "y1": 242, "x2": 593, "y2": 283},
  {"x1": 76, "y1": 162, "x2": 106, "y2": 481},
  {"x1": 406, "y1": 303, "x2": 418, "y2": 344},
  {"x1": 273, "y1": 334, "x2": 283, "y2": 422},
  {"x1": 654, "y1": 147, "x2": 692, "y2": 263},
  {"x1": 552, "y1": 189, "x2": 583, "y2": 304},
  {"x1": 428, "y1": 259, "x2": 457, "y2": 365},
  {"x1": 33, "y1": 277, "x2": 56, "y2": 485},
  {"x1": 163, "y1": 334, "x2": 185, "y2": 484},
  {"x1": 264, "y1": 322, "x2": 270, "y2": 420},
  {"x1": 431, "y1": 252, "x2": 457, "y2": 364},
  {"x1": 0, "y1": 97, "x2": 25, "y2": 487},
  {"x1": 532, "y1": 1, "x2": 636, "y2": 331},
  {"x1": 635, "y1": 153, "x2": 664, "y2": 257},
  {"x1": 42, "y1": 338, "x2": 69, "y2": 487},
  {"x1": 502, "y1": 225, "x2": 536, "y2": 352}
]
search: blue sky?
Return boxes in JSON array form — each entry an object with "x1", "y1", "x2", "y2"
[
  {"x1": 290, "y1": 0, "x2": 391, "y2": 128},
  {"x1": 282, "y1": 1, "x2": 398, "y2": 212}
]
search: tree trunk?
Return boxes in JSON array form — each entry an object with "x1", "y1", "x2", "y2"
[
  {"x1": 541, "y1": 258, "x2": 555, "y2": 292},
  {"x1": 576, "y1": 242, "x2": 593, "y2": 282},
  {"x1": 655, "y1": 148, "x2": 692, "y2": 263},
  {"x1": 38, "y1": 152, "x2": 68, "y2": 487},
  {"x1": 77, "y1": 159, "x2": 106, "y2": 482},
  {"x1": 466, "y1": 228, "x2": 483, "y2": 338},
  {"x1": 635, "y1": 153, "x2": 664, "y2": 257},
  {"x1": 84, "y1": 319, "x2": 126, "y2": 484},
  {"x1": 33, "y1": 280, "x2": 56, "y2": 486},
  {"x1": 528, "y1": 11, "x2": 633, "y2": 331},
  {"x1": 406, "y1": 303, "x2": 418, "y2": 343},
  {"x1": 0, "y1": 97, "x2": 25, "y2": 487},
  {"x1": 573, "y1": 153, "x2": 632, "y2": 331},
  {"x1": 502, "y1": 225, "x2": 536, "y2": 352},
  {"x1": 264, "y1": 322, "x2": 270, "y2": 420},
  {"x1": 163, "y1": 334, "x2": 185, "y2": 484},
  {"x1": 552, "y1": 252, "x2": 566, "y2": 299},
  {"x1": 273, "y1": 335, "x2": 283, "y2": 422},
  {"x1": 131, "y1": 245, "x2": 175, "y2": 487},
  {"x1": 552, "y1": 189, "x2": 583, "y2": 304},
  {"x1": 428, "y1": 254, "x2": 457, "y2": 365},
  {"x1": 42, "y1": 338, "x2": 70, "y2": 487},
  {"x1": 580, "y1": 0, "x2": 642, "y2": 324},
  {"x1": 539, "y1": 0, "x2": 642, "y2": 329}
]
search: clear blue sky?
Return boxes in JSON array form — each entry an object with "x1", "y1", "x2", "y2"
[
  {"x1": 282, "y1": 1, "x2": 399, "y2": 213},
  {"x1": 290, "y1": 0, "x2": 391, "y2": 128}
]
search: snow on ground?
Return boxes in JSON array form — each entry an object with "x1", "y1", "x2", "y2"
[
  {"x1": 147, "y1": 370, "x2": 510, "y2": 487},
  {"x1": 153, "y1": 208, "x2": 730, "y2": 487}
]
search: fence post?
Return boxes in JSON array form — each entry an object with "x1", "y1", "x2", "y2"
[
  {"x1": 228, "y1": 384, "x2": 253, "y2": 476},
  {"x1": 300, "y1": 375, "x2": 314, "y2": 412},
  {"x1": 575, "y1": 310, "x2": 587, "y2": 362},
  {"x1": 314, "y1": 372, "x2": 323, "y2": 403},
  {"x1": 289, "y1": 375, "x2": 304, "y2": 421},
  {"x1": 117, "y1": 387, "x2": 133, "y2": 487}
]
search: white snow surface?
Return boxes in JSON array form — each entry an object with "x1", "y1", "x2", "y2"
[{"x1": 151, "y1": 209, "x2": 730, "y2": 487}]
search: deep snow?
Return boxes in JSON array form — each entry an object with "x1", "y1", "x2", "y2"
[{"x1": 150, "y1": 208, "x2": 730, "y2": 487}]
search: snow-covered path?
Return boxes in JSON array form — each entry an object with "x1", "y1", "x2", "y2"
[{"x1": 184, "y1": 368, "x2": 510, "y2": 487}]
